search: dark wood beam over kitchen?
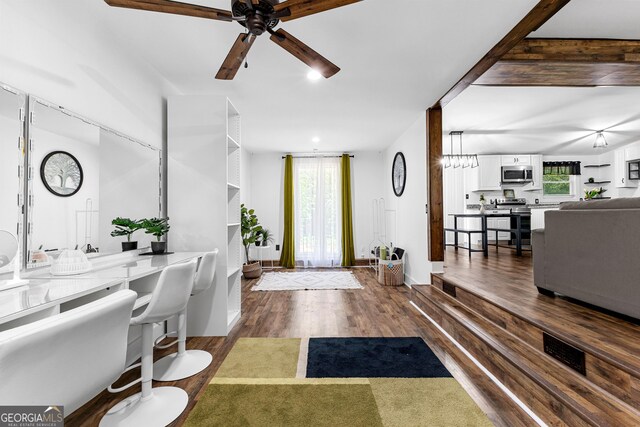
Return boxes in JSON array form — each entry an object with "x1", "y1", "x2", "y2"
[
  {"x1": 433, "y1": 0, "x2": 571, "y2": 109},
  {"x1": 475, "y1": 38, "x2": 640, "y2": 86},
  {"x1": 426, "y1": 107, "x2": 444, "y2": 262}
]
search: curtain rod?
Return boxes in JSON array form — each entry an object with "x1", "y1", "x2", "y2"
[{"x1": 281, "y1": 155, "x2": 354, "y2": 159}]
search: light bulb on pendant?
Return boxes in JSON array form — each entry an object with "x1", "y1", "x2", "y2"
[{"x1": 593, "y1": 131, "x2": 608, "y2": 149}]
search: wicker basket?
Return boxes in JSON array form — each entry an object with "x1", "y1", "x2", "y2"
[
  {"x1": 377, "y1": 255, "x2": 404, "y2": 286},
  {"x1": 242, "y1": 262, "x2": 262, "y2": 279}
]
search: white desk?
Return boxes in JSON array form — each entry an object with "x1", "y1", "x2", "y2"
[{"x1": 1, "y1": 252, "x2": 203, "y2": 364}]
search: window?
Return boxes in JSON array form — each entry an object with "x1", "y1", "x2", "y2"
[
  {"x1": 543, "y1": 173, "x2": 572, "y2": 196},
  {"x1": 543, "y1": 161, "x2": 580, "y2": 197}
]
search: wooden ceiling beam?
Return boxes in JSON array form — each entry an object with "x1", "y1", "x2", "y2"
[
  {"x1": 501, "y1": 38, "x2": 640, "y2": 63},
  {"x1": 433, "y1": 0, "x2": 571, "y2": 109}
]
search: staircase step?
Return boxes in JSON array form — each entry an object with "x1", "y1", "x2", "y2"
[{"x1": 413, "y1": 285, "x2": 640, "y2": 427}]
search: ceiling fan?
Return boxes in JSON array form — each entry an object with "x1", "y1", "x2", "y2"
[{"x1": 104, "y1": 0, "x2": 361, "y2": 80}]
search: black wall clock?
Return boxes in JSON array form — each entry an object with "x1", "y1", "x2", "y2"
[
  {"x1": 392, "y1": 152, "x2": 406, "y2": 197},
  {"x1": 40, "y1": 151, "x2": 83, "y2": 197}
]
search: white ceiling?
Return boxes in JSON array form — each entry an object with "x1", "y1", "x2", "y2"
[
  {"x1": 444, "y1": 0, "x2": 640, "y2": 156},
  {"x1": 90, "y1": 0, "x2": 538, "y2": 153}
]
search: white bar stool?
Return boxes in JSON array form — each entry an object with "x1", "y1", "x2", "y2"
[
  {"x1": 100, "y1": 259, "x2": 198, "y2": 427},
  {"x1": 153, "y1": 249, "x2": 218, "y2": 381},
  {"x1": 0, "y1": 290, "x2": 137, "y2": 415}
]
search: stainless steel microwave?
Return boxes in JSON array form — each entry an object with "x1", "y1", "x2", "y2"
[{"x1": 501, "y1": 165, "x2": 533, "y2": 183}]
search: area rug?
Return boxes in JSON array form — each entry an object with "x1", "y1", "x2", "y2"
[
  {"x1": 251, "y1": 271, "x2": 363, "y2": 291},
  {"x1": 185, "y1": 337, "x2": 491, "y2": 426}
]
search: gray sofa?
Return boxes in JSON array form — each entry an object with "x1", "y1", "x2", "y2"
[{"x1": 532, "y1": 197, "x2": 640, "y2": 319}]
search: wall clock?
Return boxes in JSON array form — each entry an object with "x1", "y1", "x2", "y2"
[
  {"x1": 40, "y1": 151, "x2": 83, "y2": 197},
  {"x1": 392, "y1": 152, "x2": 406, "y2": 197}
]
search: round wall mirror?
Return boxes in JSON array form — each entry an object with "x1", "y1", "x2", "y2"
[
  {"x1": 40, "y1": 151, "x2": 84, "y2": 197},
  {"x1": 0, "y1": 230, "x2": 19, "y2": 273}
]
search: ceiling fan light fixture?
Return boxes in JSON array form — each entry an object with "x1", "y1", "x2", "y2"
[
  {"x1": 307, "y1": 69, "x2": 322, "y2": 81},
  {"x1": 593, "y1": 131, "x2": 608, "y2": 149}
]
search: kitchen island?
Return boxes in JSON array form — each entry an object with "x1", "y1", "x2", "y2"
[{"x1": 445, "y1": 212, "x2": 532, "y2": 257}]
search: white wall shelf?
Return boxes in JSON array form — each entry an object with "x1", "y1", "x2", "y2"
[{"x1": 168, "y1": 95, "x2": 242, "y2": 336}]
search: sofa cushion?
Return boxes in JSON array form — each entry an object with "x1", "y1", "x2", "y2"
[{"x1": 559, "y1": 197, "x2": 640, "y2": 210}]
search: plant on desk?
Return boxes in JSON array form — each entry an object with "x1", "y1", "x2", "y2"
[
  {"x1": 110, "y1": 217, "x2": 143, "y2": 252},
  {"x1": 142, "y1": 217, "x2": 170, "y2": 254},
  {"x1": 241, "y1": 204, "x2": 263, "y2": 279},
  {"x1": 479, "y1": 193, "x2": 487, "y2": 214}
]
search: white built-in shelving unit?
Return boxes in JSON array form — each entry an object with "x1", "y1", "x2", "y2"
[
  {"x1": 226, "y1": 99, "x2": 242, "y2": 330},
  {"x1": 168, "y1": 95, "x2": 242, "y2": 336}
]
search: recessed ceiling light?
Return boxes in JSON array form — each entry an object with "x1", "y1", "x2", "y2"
[
  {"x1": 307, "y1": 69, "x2": 322, "y2": 81},
  {"x1": 312, "y1": 136, "x2": 320, "y2": 143}
]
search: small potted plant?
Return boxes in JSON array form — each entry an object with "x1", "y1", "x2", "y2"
[
  {"x1": 241, "y1": 204, "x2": 263, "y2": 279},
  {"x1": 142, "y1": 217, "x2": 170, "y2": 254},
  {"x1": 479, "y1": 193, "x2": 486, "y2": 214},
  {"x1": 110, "y1": 217, "x2": 143, "y2": 251},
  {"x1": 260, "y1": 228, "x2": 275, "y2": 247}
]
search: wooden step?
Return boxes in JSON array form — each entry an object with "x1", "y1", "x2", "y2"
[
  {"x1": 413, "y1": 285, "x2": 640, "y2": 427},
  {"x1": 430, "y1": 273, "x2": 640, "y2": 409}
]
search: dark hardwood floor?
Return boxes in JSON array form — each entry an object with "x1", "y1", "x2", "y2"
[{"x1": 67, "y1": 267, "x2": 530, "y2": 427}]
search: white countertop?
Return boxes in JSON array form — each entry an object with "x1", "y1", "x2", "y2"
[
  {"x1": 29, "y1": 252, "x2": 203, "y2": 281},
  {"x1": 0, "y1": 252, "x2": 203, "y2": 326},
  {"x1": 0, "y1": 277, "x2": 124, "y2": 325}
]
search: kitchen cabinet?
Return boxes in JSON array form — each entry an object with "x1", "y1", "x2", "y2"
[
  {"x1": 526, "y1": 155, "x2": 543, "y2": 191},
  {"x1": 501, "y1": 155, "x2": 532, "y2": 166},
  {"x1": 614, "y1": 149, "x2": 638, "y2": 188},
  {"x1": 531, "y1": 208, "x2": 557, "y2": 230},
  {"x1": 469, "y1": 155, "x2": 502, "y2": 192}
]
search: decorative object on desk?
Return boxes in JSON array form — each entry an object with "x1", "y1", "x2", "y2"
[
  {"x1": 142, "y1": 217, "x2": 170, "y2": 254},
  {"x1": 588, "y1": 177, "x2": 595, "y2": 183},
  {"x1": 479, "y1": 193, "x2": 486, "y2": 214},
  {"x1": 40, "y1": 151, "x2": 83, "y2": 197},
  {"x1": 392, "y1": 152, "x2": 407, "y2": 197},
  {"x1": 441, "y1": 131, "x2": 479, "y2": 170},
  {"x1": 259, "y1": 228, "x2": 275, "y2": 247},
  {"x1": 110, "y1": 217, "x2": 143, "y2": 251},
  {"x1": 241, "y1": 204, "x2": 263, "y2": 279},
  {"x1": 584, "y1": 187, "x2": 606, "y2": 200},
  {"x1": 0, "y1": 230, "x2": 29, "y2": 291},
  {"x1": 51, "y1": 249, "x2": 92, "y2": 276}
]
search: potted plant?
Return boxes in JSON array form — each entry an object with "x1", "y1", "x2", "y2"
[
  {"x1": 260, "y1": 228, "x2": 275, "y2": 247},
  {"x1": 241, "y1": 204, "x2": 263, "y2": 279},
  {"x1": 110, "y1": 217, "x2": 143, "y2": 251},
  {"x1": 479, "y1": 193, "x2": 486, "y2": 214},
  {"x1": 142, "y1": 217, "x2": 170, "y2": 254}
]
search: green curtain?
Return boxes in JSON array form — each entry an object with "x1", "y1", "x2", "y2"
[
  {"x1": 341, "y1": 154, "x2": 356, "y2": 266},
  {"x1": 279, "y1": 155, "x2": 295, "y2": 268}
]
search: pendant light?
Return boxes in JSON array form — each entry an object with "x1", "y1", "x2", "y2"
[
  {"x1": 441, "y1": 131, "x2": 478, "y2": 169},
  {"x1": 593, "y1": 131, "x2": 608, "y2": 149}
]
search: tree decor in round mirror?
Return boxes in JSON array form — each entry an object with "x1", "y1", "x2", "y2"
[
  {"x1": 40, "y1": 151, "x2": 83, "y2": 197},
  {"x1": 392, "y1": 152, "x2": 406, "y2": 197}
]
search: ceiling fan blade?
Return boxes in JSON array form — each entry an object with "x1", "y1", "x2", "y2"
[
  {"x1": 104, "y1": 0, "x2": 233, "y2": 22},
  {"x1": 215, "y1": 33, "x2": 256, "y2": 80},
  {"x1": 272, "y1": 0, "x2": 361, "y2": 22},
  {"x1": 270, "y1": 29, "x2": 340, "y2": 78}
]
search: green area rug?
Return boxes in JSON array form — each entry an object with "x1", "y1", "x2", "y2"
[{"x1": 185, "y1": 338, "x2": 492, "y2": 426}]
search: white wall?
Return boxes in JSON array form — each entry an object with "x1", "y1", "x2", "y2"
[
  {"x1": 0, "y1": 1, "x2": 177, "y2": 148},
  {"x1": 246, "y1": 152, "x2": 385, "y2": 263},
  {"x1": 383, "y1": 112, "x2": 438, "y2": 285},
  {"x1": 240, "y1": 147, "x2": 252, "y2": 206}
]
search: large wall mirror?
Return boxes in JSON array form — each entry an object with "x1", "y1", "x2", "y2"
[
  {"x1": 25, "y1": 96, "x2": 161, "y2": 268},
  {"x1": 0, "y1": 84, "x2": 26, "y2": 269}
]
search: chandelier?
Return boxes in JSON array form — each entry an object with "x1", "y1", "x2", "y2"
[{"x1": 441, "y1": 131, "x2": 478, "y2": 168}]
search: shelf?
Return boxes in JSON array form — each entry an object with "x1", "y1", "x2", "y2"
[
  {"x1": 583, "y1": 164, "x2": 611, "y2": 168},
  {"x1": 227, "y1": 267, "x2": 240, "y2": 278},
  {"x1": 227, "y1": 183, "x2": 240, "y2": 191},
  {"x1": 227, "y1": 134, "x2": 240, "y2": 150},
  {"x1": 584, "y1": 181, "x2": 611, "y2": 185},
  {"x1": 228, "y1": 223, "x2": 240, "y2": 227}
]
